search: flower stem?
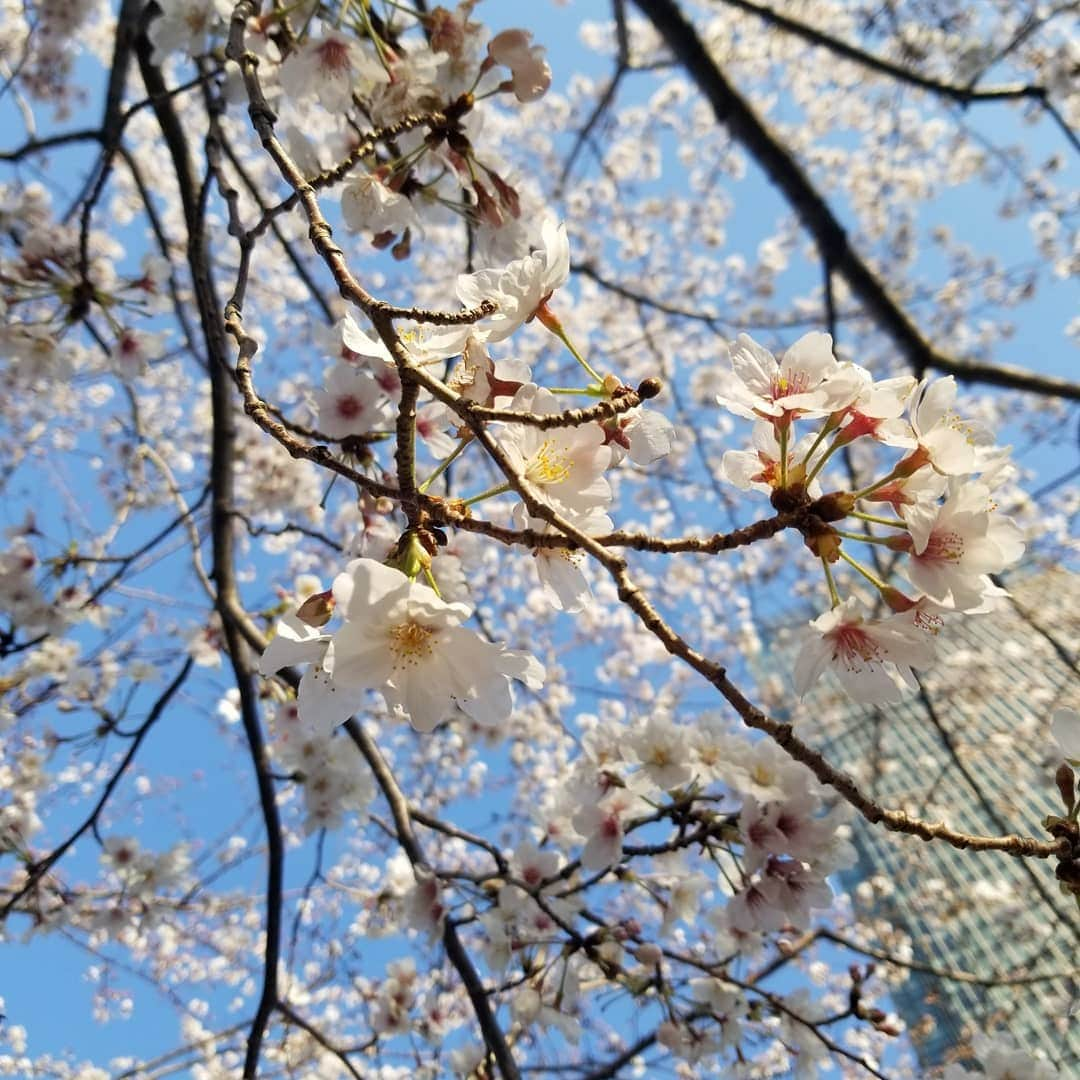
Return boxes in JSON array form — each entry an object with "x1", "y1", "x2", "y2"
[
  {"x1": 852, "y1": 467, "x2": 901, "y2": 501},
  {"x1": 422, "y1": 567, "x2": 442, "y2": 597},
  {"x1": 837, "y1": 548, "x2": 891, "y2": 593},
  {"x1": 548, "y1": 385, "x2": 603, "y2": 396},
  {"x1": 461, "y1": 481, "x2": 512, "y2": 507},
  {"x1": 804, "y1": 436, "x2": 844, "y2": 487},
  {"x1": 778, "y1": 424, "x2": 789, "y2": 488},
  {"x1": 547, "y1": 321, "x2": 603, "y2": 383},
  {"x1": 822, "y1": 557, "x2": 841, "y2": 608},
  {"x1": 850, "y1": 510, "x2": 907, "y2": 528},
  {"x1": 800, "y1": 422, "x2": 834, "y2": 471},
  {"x1": 418, "y1": 439, "x2": 469, "y2": 494},
  {"x1": 834, "y1": 528, "x2": 896, "y2": 547}
]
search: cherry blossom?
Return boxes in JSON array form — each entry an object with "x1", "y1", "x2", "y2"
[
  {"x1": 279, "y1": 27, "x2": 388, "y2": 112},
  {"x1": 721, "y1": 421, "x2": 824, "y2": 495},
  {"x1": 715, "y1": 331, "x2": 848, "y2": 429},
  {"x1": 340, "y1": 173, "x2": 419, "y2": 236},
  {"x1": 943, "y1": 1033, "x2": 1060, "y2": 1079},
  {"x1": 322, "y1": 559, "x2": 544, "y2": 733},
  {"x1": 905, "y1": 375, "x2": 983, "y2": 475},
  {"x1": 900, "y1": 481, "x2": 1025, "y2": 611},
  {"x1": 147, "y1": 0, "x2": 232, "y2": 62},
  {"x1": 486, "y1": 29, "x2": 552, "y2": 103},
  {"x1": 2, "y1": 1, "x2": 1073, "y2": 1074},
  {"x1": 793, "y1": 597, "x2": 938, "y2": 703},
  {"x1": 313, "y1": 362, "x2": 393, "y2": 439},
  {"x1": 456, "y1": 218, "x2": 570, "y2": 342},
  {"x1": 512, "y1": 503, "x2": 611, "y2": 612},
  {"x1": 496, "y1": 385, "x2": 612, "y2": 514}
]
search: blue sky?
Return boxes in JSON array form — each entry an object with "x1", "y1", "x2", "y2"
[{"x1": 1, "y1": 0, "x2": 1076, "y2": 1074}]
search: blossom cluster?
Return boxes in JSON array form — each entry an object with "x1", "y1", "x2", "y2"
[
  {"x1": 262, "y1": 213, "x2": 676, "y2": 735},
  {"x1": 716, "y1": 333, "x2": 1026, "y2": 703},
  {"x1": 1, "y1": 0, "x2": 1074, "y2": 1075}
]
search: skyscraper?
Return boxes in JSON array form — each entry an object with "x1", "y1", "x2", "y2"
[{"x1": 770, "y1": 569, "x2": 1080, "y2": 1072}]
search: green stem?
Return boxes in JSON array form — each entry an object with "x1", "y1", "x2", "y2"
[
  {"x1": 834, "y1": 529, "x2": 896, "y2": 547},
  {"x1": 799, "y1": 422, "x2": 835, "y2": 471},
  {"x1": 852, "y1": 467, "x2": 902, "y2": 501},
  {"x1": 548, "y1": 322, "x2": 603, "y2": 383},
  {"x1": 422, "y1": 567, "x2": 442, "y2": 597},
  {"x1": 850, "y1": 510, "x2": 908, "y2": 528},
  {"x1": 418, "y1": 439, "x2": 469, "y2": 494},
  {"x1": 822, "y1": 557, "x2": 841, "y2": 608},
  {"x1": 548, "y1": 385, "x2": 603, "y2": 396},
  {"x1": 837, "y1": 548, "x2": 891, "y2": 592},
  {"x1": 804, "y1": 435, "x2": 844, "y2": 487},
  {"x1": 778, "y1": 424, "x2": 789, "y2": 488},
  {"x1": 355, "y1": 0, "x2": 393, "y2": 72},
  {"x1": 461, "y1": 481, "x2": 511, "y2": 507}
]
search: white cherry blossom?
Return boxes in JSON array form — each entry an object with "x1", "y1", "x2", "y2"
[
  {"x1": 512, "y1": 503, "x2": 611, "y2": 612},
  {"x1": 340, "y1": 173, "x2": 419, "y2": 236},
  {"x1": 456, "y1": 218, "x2": 570, "y2": 342},
  {"x1": 901, "y1": 481, "x2": 1025, "y2": 610},
  {"x1": 148, "y1": 0, "x2": 231, "y2": 62},
  {"x1": 906, "y1": 375, "x2": 983, "y2": 475},
  {"x1": 498, "y1": 385, "x2": 612, "y2": 514},
  {"x1": 313, "y1": 363, "x2": 393, "y2": 439},
  {"x1": 279, "y1": 27, "x2": 389, "y2": 112},
  {"x1": 486, "y1": 30, "x2": 552, "y2": 102},
  {"x1": 721, "y1": 421, "x2": 824, "y2": 495},
  {"x1": 324, "y1": 559, "x2": 544, "y2": 733},
  {"x1": 715, "y1": 331, "x2": 847, "y2": 428},
  {"x1": 793, "y1": 597, "x2": 937, "y2": 703}
]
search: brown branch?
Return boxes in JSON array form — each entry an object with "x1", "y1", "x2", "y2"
[
  {"x1": 630, "y1": 0, "x2": 1080, "y2": 402},
  {"x1": 134, "y1": 30, "x2": 287, "y2": 1077},
  {"x1": 224, "y1": 11, "x2": 493, "y2": 328},
  {"x1": 557, "y1": 0, "x2": 631, "y2": 195},
  {"x1": 0, "y1": 657, "x2": 194, "y2": 921},
  {"x1": 340, "y1": 718, "x2": 522, "y2": 1080},
  {"x1": 277, "y1": 1001, "x2": 364, "y2": 1080},
  {"x1": 442, "y1": 398, "x2": 1072, "y2": 861},
  {"x1": 715, "y1": 0, "x2": 1053, "y2": 105},
  {"x1": 818, "y1": 928, "x2": 1080, "y2": 988}
]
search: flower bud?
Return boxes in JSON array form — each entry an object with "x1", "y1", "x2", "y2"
[
  {"x1": 390, "y1": 532, "x2": 432, "y2": 580},
  {"x1": 637, "y1": 376, "x2": 663, "y2": 400},
  {"x1": 1055, "y1": 762, "x2": 1076, "y2": 816},
  {"x1": 601, "y1": 372, "x2": 623, "y2": 396},
  {"x1": 633, "y1": 943, "x2": 663, "y2": 967},
  {"x1": 296, "y1": 590, "x2": 335, "y2": 628}
]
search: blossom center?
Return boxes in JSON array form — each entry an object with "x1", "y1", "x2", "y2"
[
  {"x1": 387, "y1": 620, "x2": 436, "y2": 665},
  {"x1": 527, "y1": 440, "x2": 572, "y2": 485},
  {"x1": 830, "y1": 625, "x2": 883, "y2": 669},
  {"x1": 922, "y1": 529, "x2": 964, "y2": 563},
  {"x1": 317, "y1": 38, "x2": 352, "y2": 73},
  {"x1": 336, "y1": 395, "x2": 363, "y2": 419},
  {"x1": 770, "y1": 370, "x2": 810, "y2": 400}
]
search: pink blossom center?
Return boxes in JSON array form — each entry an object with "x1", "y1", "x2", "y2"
[
  {"x1": 921, "y1": 529, "x2": 964, "y2": 563},
  {"x1": 769, "y1": 370, "x2": 811, "y2": 401},
  {"x1": 829, "y1": 625, "x2": 883, "y2": 668},
  {"x1": 316, "y1": 38, "x2": 352, "y2": 73},
  {"x1": 336, "y1": 395, "x2": 363, "y2": 419}
]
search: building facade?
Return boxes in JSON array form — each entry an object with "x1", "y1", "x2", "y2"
[{"x1": 773, "y1": 569, "x2": 1080, "y2": 1072}]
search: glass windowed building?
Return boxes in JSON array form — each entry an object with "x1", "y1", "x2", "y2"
[{"x1": 763, "y1": 569, "x2": 1080, "y2": 1071}]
